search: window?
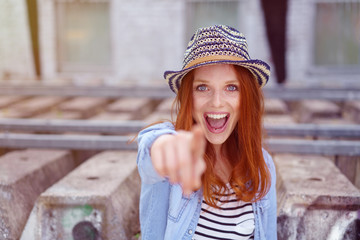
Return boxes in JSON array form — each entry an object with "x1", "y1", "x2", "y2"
[
  {"x1": 186, "y1": 0, "x2": 242, "y2": 41},
  {"x1": 56, "y1": 1, "x2": 111, "y2": 72},
  {"x1": 314, "y1": 2, "x2": 360, "y2": 70}
]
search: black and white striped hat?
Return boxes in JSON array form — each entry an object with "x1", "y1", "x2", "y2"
[{"x1": 164, "y1": 25, "x2": 271, "y2": 93}]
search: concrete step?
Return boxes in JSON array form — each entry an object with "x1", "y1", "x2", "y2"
[
  {"x1": 155, "y1": 98, "x2": 174, "y2": 113},
  {"x1": 0, "y1": 149, "x2": 75, "y2": 240},
  {"x1": 292, "y1": 100, "x2": 341, "y2": 123},
  {"x1": 143, "y1": 112, "x2": 173, "y2": 124},
  {"x1": 343, "y1": 100, "x2": 360, "y2": 124},
  {"x1": 274, "y1": 154, "x2": 360, "y2": 240},
  {"x1": 58, "y1": 97, "x2": 110, "y2": 119},
  {"x1": 90, "y1": 112, "x2": 133, "y2": 121},
  {"x1": 21, "y1": 151, "x2": 140, "y2": 240},
  {"x1": 33, "y1": 110, "x2": 83, "y2": 120},
  {"x1": 264, "y1": 99, "x2": 288, "y2": 115},
  {"x1": 0, "y1": 96, "x2": 29, "y2": 108},
  {"x1": 106, "y1": 98, "x2": 159, "y2": 120},
  {"x1": 263, "y1": 115, "x2": 296, "y2": 125},
  {"x1": 0, "y1": 97, "x2": 67, "y2": 119},
  {"x1": 335, "y1": 156, "x2": 360, "y2": 190}
]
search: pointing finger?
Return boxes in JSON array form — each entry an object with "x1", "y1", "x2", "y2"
[{"x1": 191, "y1": 125, "x2": 206, "y2": 160}]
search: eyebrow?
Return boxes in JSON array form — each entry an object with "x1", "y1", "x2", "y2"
[
  {"x1": 193, "y1": 79, "x2": 239, "y2": 84},
  {"x1": 193, "y1": 79, "x2": 207, "y2": 84}
]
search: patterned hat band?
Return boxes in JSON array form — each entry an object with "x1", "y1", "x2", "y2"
[
  {"x1": 184, "y1": 55, "x2": 245, "y2": 69},
  {"x1": 164, "y1": 25, "x2": 270, "y2": 93}
]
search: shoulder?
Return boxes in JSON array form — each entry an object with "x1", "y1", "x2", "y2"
[
  {"x1": 137, "y1": 122, "x2": 176, "y2": 145},
  {"x1": 261, "y1": 148, "x2": 276, "y2": 186},
  {"x1": 140, "y1": 121, "x2": 175, "y2": 134},
  {"x1": 262, "y1": 148, "x2": 275, "y2": 173},
  {"x1": 138, "y1": 122, "x2": 175, "y2": 138}
]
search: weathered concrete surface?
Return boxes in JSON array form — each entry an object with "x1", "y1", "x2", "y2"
[
  {"x1": 21, "y1": 151, "x2": 140, "y2": 240},
  {"x1": 1, "y1": 97, "x2": 67, "y2": 118},
  {"x1": 344, "y1": 101, "x2": 360, "y2": 124},
  {"x1": 336, "y1": 156, "x2": 360, "y2": 190},
  {"x1": 312, "y1": 117, "x2": 354, "y2": 125},
  {"x1": 263, "y1": 115, "x2": 296, "y2": 125},
  {"x1": 144, "y1": 112, "x2": 173, "y2": 124},
  {"x1": 156, "y1": 98, "x2": 174, "y2": 113},
  {"x1": 107, "y1": 98, "x2": 159, "y2": 120},
  {"x1": 292, "y1": 100, "x2": 341, "y2": 123},
  {"x1": 143, "y1": 98, "x2": 175, "y2": 123},
  {"x1": 0, "y1": 149, "x2": 75, "y2": 240},
  {"x1": 33, "y1": 110, "x2": 82, "y2": 120},
  {"x1": 90, "y1": 112, "x2": 133, "y2": 121},
  {"x1": 0, "y1": 96, "x2": 28, "y2": 109},
  {"x1": 58, "y1": 97, "x2": 109, "y2": 119},
  {"x1": 274, "y1": 154, "x2": 360, "y2": 240},
  {"x1": 264, "y1": 99, "x2": 288, "y2": 115}
]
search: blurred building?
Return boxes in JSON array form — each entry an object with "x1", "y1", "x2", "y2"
[
  {"x1": 287, "y1": 0, "x2": 360, "y2": 87},
  {"x1": 0, "y1": 0, "x2": 36, "y2": 81},
  {"x1": 0, "y1": 0, "x2": 271, "y2": 86},
  {"x1": 0, "y1": 0, "x2": 359, "y2": 87}
]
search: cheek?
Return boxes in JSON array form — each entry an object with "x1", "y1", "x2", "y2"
[
  {"x1": 192, "y1": 108, "x2": 202, "y2": 123},
  {"x1": 192, "y1": 96, "x2": 202, "y2": 116}
]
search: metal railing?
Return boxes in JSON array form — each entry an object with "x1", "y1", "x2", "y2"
[{"x1": 1, "y1": 85, "x2": 360, "y2": 100}]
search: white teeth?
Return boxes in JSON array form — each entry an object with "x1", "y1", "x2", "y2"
[{"x1": 206, "y1": 113, "x2": 227, "y2": 119}]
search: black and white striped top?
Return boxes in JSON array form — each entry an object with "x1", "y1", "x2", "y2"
[{"x1": 193, "y1": 184, "x2": 255, "y2": 240}]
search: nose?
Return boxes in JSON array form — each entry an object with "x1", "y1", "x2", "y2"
[{"x1": 210, "y1": 90, "x2": 224, "y2": 108}]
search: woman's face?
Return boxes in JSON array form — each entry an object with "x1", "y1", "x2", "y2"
[{"x1": 192, "y1": 64, "x2": 240, "y2": 146}]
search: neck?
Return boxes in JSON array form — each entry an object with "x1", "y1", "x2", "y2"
[{"x1": 213, "y1": 144, "x2": 231, "y2": 183}]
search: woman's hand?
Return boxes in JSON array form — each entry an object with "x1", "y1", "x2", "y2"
[{"x1": 150, "y1": 125, "x2": 206, "y2": 195}]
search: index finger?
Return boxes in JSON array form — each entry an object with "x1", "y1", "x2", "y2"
[{"x1": 191, "y1": 125, "x2": 206, "y2": 160}]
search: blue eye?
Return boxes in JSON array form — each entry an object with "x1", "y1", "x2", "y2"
[
  {"x1": 196, "y1": 85, "x2": 208, "y2": 91},
  {"x1": 227, "y1": 85, "x2": 238, "y2": 91}
]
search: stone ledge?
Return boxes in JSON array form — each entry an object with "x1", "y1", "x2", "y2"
[
  {"x1": 0, "y1": 149, "x2": 74, "y2": 240},
  {"x1": 275, "y1": 154, "x2": 360, "y2": 240},
  {"x1": 21, "y1": 151, "x2": 140, "y2": 240}
]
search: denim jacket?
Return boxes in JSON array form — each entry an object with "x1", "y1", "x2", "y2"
[{"x1": 137, "y1": 122, "x2": 277, "y2": 240}]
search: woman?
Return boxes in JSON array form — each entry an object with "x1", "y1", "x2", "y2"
[{"x1": 137, "y1": 25, "x2": 277, "y2": 240}]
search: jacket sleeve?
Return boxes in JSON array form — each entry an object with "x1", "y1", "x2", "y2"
[
  {"x1": 137, "y1": 122, "x2": 177, "y2": 185},
  {"x1": 263, "y1": 149, "x2": 277, "y2": 240}
]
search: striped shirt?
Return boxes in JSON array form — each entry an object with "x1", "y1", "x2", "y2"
[{"x1": 193, "y1": 185, "x2": 255, "y2": 240}]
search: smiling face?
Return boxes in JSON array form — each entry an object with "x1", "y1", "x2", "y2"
[{"x1": 192, "y1": 64, "x2": 240, "y2": 147}]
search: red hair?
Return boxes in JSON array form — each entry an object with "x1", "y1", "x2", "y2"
[{"x1": 174, "y1": 65, "x2": 270, "y2": 207}]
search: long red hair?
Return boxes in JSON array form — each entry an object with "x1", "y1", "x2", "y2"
[{"x1": 174, "y1": 65, "x2": 270, "y2": 207}]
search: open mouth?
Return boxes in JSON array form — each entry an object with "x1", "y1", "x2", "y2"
[{"x1": 204, "y1": 112, "x2": 229, "y2": 133}]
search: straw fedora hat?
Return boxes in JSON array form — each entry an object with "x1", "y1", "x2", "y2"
[{"x1": 164, "y1": 25, "x2": 270, "y2": 93}]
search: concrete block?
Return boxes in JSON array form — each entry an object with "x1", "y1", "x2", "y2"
[
  {"x1": 21, "y1": 151, "x2": 141, "y2": 240},
  {"x1": 336, "y1": 156, "x2": 360, "y2": 189},
  {"x1": 156, "y1": 98, "x2": 174, "y2": 113},
  {"x1": 264, "y1": 99, "x2": 288, "y2": 115},
  {"x1": 343, "y1": 101, "x2": 360, "y2": 124},
  {"x1": 0, "y1": 96, "x2": 28, "y2": 108},
  {"x1": 107, "y1": 98, "x2": 159, "y2": 120},
  {"x1": 0, "y1": 149, "x2": 75, "y2": 240},
  {"x1": 89, "y1": 112, "x2": 133, "y2": 121},
  {"x1": 311, "y1": 117, "x2": 354, "y2": 125},
  {"x1": 33, "y1": 110, "x2": 83, "y2": 120},
  {"x1": 1, "y1": 97, "x2": 67, "y2": 118},
  {"x1": 292, "y1": 100, "x2": 341, "y2": 123},
  {"x1": 58, "y1": 97, "x2": 109, "y2": 119},
  {"x1": 143, "y1": 112, "x2": 173, "y2": 124},
  {"x1": 274, "y1": 154, "x2": 360, "y2": 240},
  {"x1": 263, "y1": 115, "x2": 296, "y2": 125}
]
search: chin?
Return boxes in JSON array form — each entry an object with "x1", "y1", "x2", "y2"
[{"x1": 204, "y1": 131, "x2": 232, "y2": 146}]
